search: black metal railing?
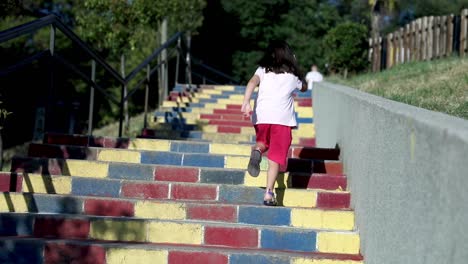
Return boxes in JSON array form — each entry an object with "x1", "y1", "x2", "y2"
[
  {"x1": 0, "y1": 14, "x2": 240, "y2": 145},
  {"x1": 0, "y1": 14, "x2": 186, "y2": 138}
]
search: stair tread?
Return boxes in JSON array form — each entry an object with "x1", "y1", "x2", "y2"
[{"x1": 0, "y1": 236, "x2": 363, "y2": 261}]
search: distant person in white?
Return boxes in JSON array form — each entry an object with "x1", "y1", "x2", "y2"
[{"x1": 305, "y1": 64, "x2": 323, "y2": 90}]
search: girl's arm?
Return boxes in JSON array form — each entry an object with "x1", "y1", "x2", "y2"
[{"x1": 241, "y1": 74, "x2": 260, "y2": 117}]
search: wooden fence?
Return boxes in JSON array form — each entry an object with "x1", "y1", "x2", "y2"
[{"x1": 369, "y1": 8, "x2": 468, "y2": 72}]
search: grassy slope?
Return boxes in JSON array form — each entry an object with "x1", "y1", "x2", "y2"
[{"x1": 327, "y1": 56, "x2": 468, "y2": 120}]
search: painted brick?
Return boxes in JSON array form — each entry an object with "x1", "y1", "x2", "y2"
[
  {"x1": 317, "y1": 192, "x2": 351, "y2": 209},
  {"x1": 308, "y1": 175, "x2": 347, "y2": 190},
  {"x1": 11, "y1": 157, "x2": 57, "y2": 175},
  {"x1": 34, "y1": 217, "x2": 90, "y2": 239},
  {"x1": 218, "y1": 185, "x2": 264, "y2": 205},
  {"x1": 72, "y1": 178, "x2": 121, "y2": 197},
  {"x1": 141, "y1": 152, "x2": 183, "y2": 166},
  {"x1": 0, "y1": 172, "x2": 22, "y2": 192},
  {"x1": 209, "y1": 120, "x2": 251, "y2": 127},
  {"x1": 170, "y1": 142, "x2": 210, "y2": 153},
  {"x1": 261, "y1": 229, "x2": 316, "y2": 252},
  {"x1": 84, "y1": 199, "x2": 134, "y2": 217},
  {"x1": 297, "y1": 100, "x2": 312, "y2": 107},
  {"x1": 154, "y1": 166, "x2": 199, "y2": 182},
  {"x1": 182, "y1": 154, "x2": 225, "y2": 168},
  {"x1": 28, "y1": 143, "x2": 96, "y2": 160},
  {"x1": 45, "y1": 133, "x2": 89, "y2": 146},
  {"x1": 230, "y1": 254, "x2": 290, "y2": 264},
  {"x1": 134, "y1": 201, "x2": 186, "y2": 219},
  {"x1": 0, "y1": 240, "x2": 43, "y2": 263},
  {"x1": 147, "y1": 222, "x2": 203, "y2": 244},
  {"x1": 200, "y1": 114, "x2": 220, "y2": 119},
  {"x1": 299, "y1": 138, "x2": 316, "y2": 147},
  {"x1": 108, "y1": 163, "x2": 155, "y2": 181},
  {"x1": 199, "y1": 169, "x2": 244, "y2": 184},
  {"x1": 33, "y1": 194, "x2": 83, "y2": 214},
  {"x1": 0, "y1": 193, "x2": 31, "y2": 213},
  {"x1": 98, "y1": 149, "x2": 140, "y2": 163},
  {"x1": 169, "y1": 251, "x2": 228, "y2": 264},
  {"x1": 204, "y1": 226, "x2": 258, "y2": 248},
  {"x1": 0, "y1": 214, "x2": 34, "y2": 236},
  {"x1": 238, "y1": 206, "x2": 291, "y2": 226},
  {"x1": 289, "y1": 173, "x2": 347, "y2": 191},
  {"x1": 218, "y1": 126, "x2": 241, "y2": 134},
  {"x1": 106, "y1": 248, "x2": 168, "y2": 264},
  {"x1": 44, "y1": 243, "x2": 105, "y2": 264},
  {"x1": 187, "y1": 204, "x2": 237, "y2": 222},
  {"x1": 121, "y1": 182, "x2": 169, "y2": 199},
  {"x1": 171, "y1": 184, "x2": 217, "y2": 200},
  {"x1": 213, "y1": 109, "x2": 239, "y2": 115},
  {"x1": 314, "y1": 161, "x2": 343, "y2": 175},
  {"x1": 22, "y1": 174, "x2": 71, "y2": 194},
  {"x1": 226, "y1": 104, "x2": 242, "y2": 110},
  {"x1": 297, "y1": 117, "x2": 314, "y2": 124},
  {"x1": 317, "y1": 232, "x2": 360, "y2": 254},
  {"x1": 90, "y1": 219, "x2": 147, "y2": 242}
]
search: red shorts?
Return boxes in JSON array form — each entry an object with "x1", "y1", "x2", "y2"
[{"x1": 254, "y1": 124, "x2": 292, "y2": 166}]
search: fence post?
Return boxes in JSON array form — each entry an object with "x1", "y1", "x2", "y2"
[
  {"x1": 399, "y1": 28, "x2": 405, "y2": 64},
  {"x1": 447, "y1": 14, "x2": 454, "y2": 56},
  {"x1": 441, "y1": 16, "x2": 447, "y2": 57},
  {"x1": 422, "y1": 16, "x2": 429, "y2": 61},
  {"x1": 461, "y1": 9, "x2": 468, "y2": 57},
  {"x1": 144, "y1": 64, "x2": 150, "y2": 129},
  {"x1": 427, "y1": 16, "x2": 434, "y2": 60},
  {"x1": 87, "y1": 60, "x2": 96, "y2": 135},
  {"x1": 175, "y1": 36, "x2": 181, "y2": 84},
  {"x1": 386, "y1": 33, "x2": 393, "y2": 69},
  {"x1": 405, "y1": 24, "x2": 411, "y2": 62},
  {"x1": 185, "y1": 32, "x2": 193, "y2": 89}
]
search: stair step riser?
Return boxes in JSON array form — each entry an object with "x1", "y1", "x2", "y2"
[
  {"x1": 12, "y1": 157, "x2": 344, "y2": 189},
  {"x1": 0, "y1": 213, "x2": 360, "y2": 254},
  {"x1": 0, "y1": 193, "x2": 354, "y2": 230},
  {"x1": 27, "y1": 145, "x2": 342, "y2": 174},
  {"x1": 3, "y1": 175, "x2": 351, "y2": 209},
  {"x1": 0, "y1": 238, "x2": 363, "y2": 264}
]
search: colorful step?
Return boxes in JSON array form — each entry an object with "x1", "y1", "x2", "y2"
[
  {"x1": 0, "y1": 237, "x2": 363, "y2": 264},
  {"x1": 1, "y1": 174, "x2": 351, "y2": 209},
  {"x1": 0, "y1": 212, "x2": 360, "y2": 254},
  {"x1": 0, "y1": 192, "x2": 354, "y2": 230}
]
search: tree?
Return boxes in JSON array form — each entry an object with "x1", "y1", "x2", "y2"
[
  {"x1": 323, "y1": 21, "x2": 369, "y2": 77},
  {"x1": 221, "y1": 0, "x2": 343, "y2": 82}
]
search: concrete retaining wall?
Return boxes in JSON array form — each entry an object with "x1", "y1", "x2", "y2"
[{"x1": 314, "y1": 82, "x2": 468, "y2": 264}]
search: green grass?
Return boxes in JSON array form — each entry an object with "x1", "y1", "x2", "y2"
[{"x1": 327, "y1": 56, "x2": 468, "y2": 120}]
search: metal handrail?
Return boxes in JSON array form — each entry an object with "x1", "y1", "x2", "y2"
[
  {"x1": 0, "y1": 14, "x2": 186, "y2": 137},
  {"x1": 192, "y1": 57, "x2": 239, "y2": 84}
]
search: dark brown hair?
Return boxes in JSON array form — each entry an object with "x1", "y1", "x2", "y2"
[{"x1": 258, "y1": 40, "x2": 303, "y2": 79}]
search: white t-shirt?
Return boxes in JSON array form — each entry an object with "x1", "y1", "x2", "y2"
[
  {"x1": 252, "y1": 67, "x2": 303, "y2": 127},
  {"x1": 305, "y1": 71, "x2": 323, "y2": 90}
]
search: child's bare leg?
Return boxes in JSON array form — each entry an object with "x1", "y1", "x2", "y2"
[{"x1": 265, "y1": 159, "x2": 279, "y2": 200}]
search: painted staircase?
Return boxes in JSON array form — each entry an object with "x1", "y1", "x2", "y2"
[{"x1": 0, "y1": 84, "x2": 363, "y2": 263}]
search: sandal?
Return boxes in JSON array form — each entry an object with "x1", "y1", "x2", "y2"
[
  {"x1": 247, "y1": 149, "x2": 262, "y2": 177},
  {"x1": 263, "y1": 190, "x2": 277, "y2": 206}
]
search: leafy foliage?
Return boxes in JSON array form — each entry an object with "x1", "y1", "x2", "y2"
[
  {"x1": 221, "y1": 0, "x2": 343, "y2": 82},
  {"x1": 323, "y1": 21, "x2": 369, "y2": 76}
]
